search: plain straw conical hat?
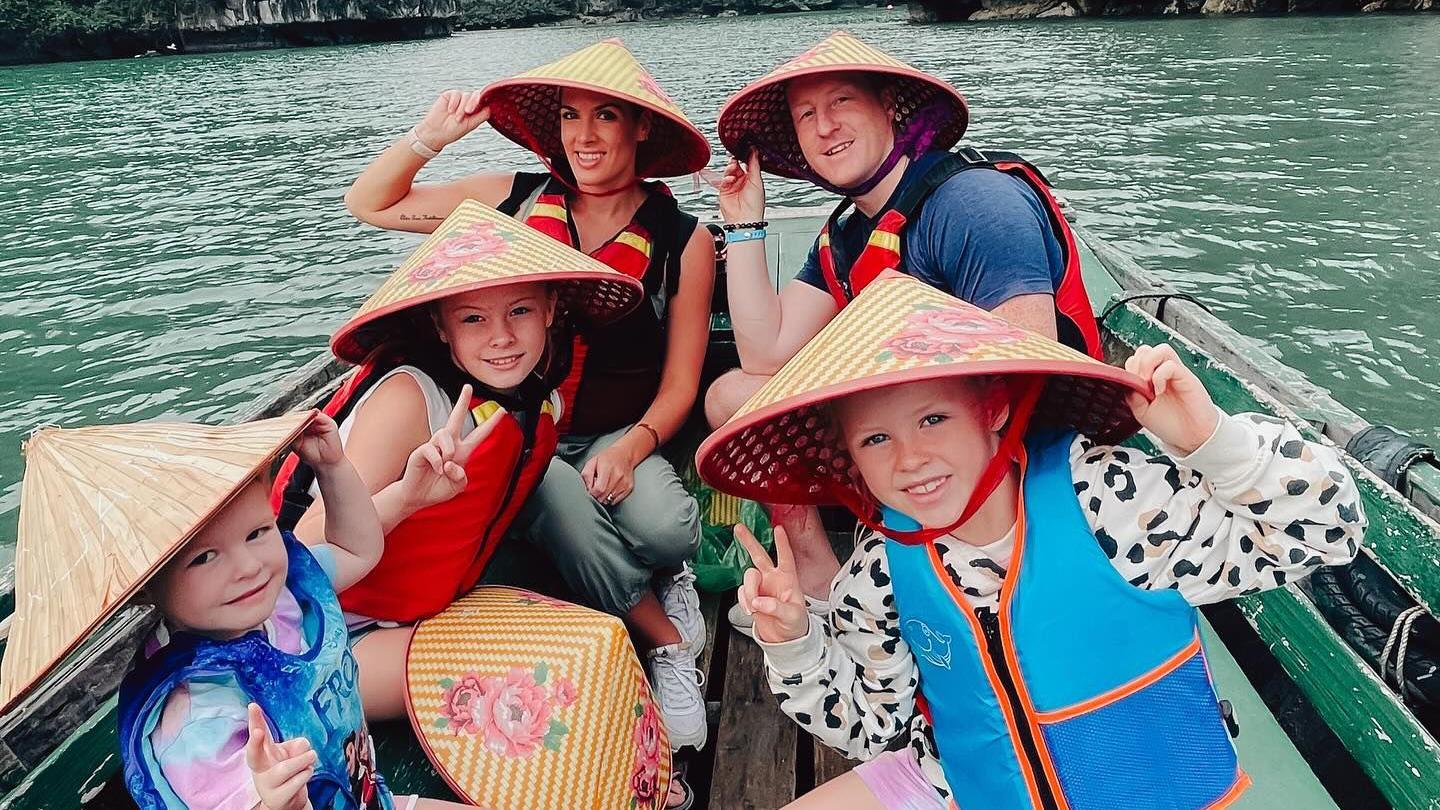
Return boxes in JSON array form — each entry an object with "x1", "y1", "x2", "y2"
[
  {"x1": 695, "y1": 272, "x2": 1148, "y2": 506},
  {"x1": 0, "y1": 411, "x2": 314, "y2": 714},
  {"x1": 717, "y1": 30, "x2": 968, "y2": 182},
  {"x1": 480, "y1": 38, "x2": 711, "y2": 179},
  {"x1": 330, "y1": 199, "x2": 645, "y2": 364}
]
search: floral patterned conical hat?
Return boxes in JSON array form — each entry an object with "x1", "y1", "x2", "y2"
[
  {"x1": 403, "y1": 587, "x2": 672, "y2": 809},
  {"x1": 696, "y1": 272, "x2": 1148, "y2": 509},
  {"x1": 331, "y1": 199, "x2": 644, "y2": 364},
  {"x1": 480, "y1": 38, "x2": 711, "y2": 179},
  {"x1": 717, "y1": 30, "x2": 969, "y2": 184}
]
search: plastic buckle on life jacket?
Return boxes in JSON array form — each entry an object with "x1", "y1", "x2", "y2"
[
  {"x1": 957, "y1": 146, "x2": 990, "y2": 165},
  {"x1": 1220, "y1": 699, "x2": 1240, "y2": 739}
]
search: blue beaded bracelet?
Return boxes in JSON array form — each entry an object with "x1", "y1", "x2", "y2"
[{"x1": 724, "y1": 228, "x2": 767, "y2": 244}]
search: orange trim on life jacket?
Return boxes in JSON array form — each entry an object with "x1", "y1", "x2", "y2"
[
  {"x1": 1033, "y1": 632, "x2": 1203, "y2": 723},
  {"x1": 924, "y1": 469, "x2": 1051, "y2": 810}
]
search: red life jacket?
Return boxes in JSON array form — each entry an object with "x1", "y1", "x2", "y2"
[
  {"x1": 818, "y1": 148, "x2": 1103, "y2": 360},
  {"x1": 498, "y1": 173, "x2": 696, "y2": 436},
  {"x1": 269, "y1": 353, "x2": 559, "y2": 623}
]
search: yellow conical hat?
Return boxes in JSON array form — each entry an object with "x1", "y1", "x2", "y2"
[
  {"x1": 404, "y1": 587, "x2": 671, "y2": 809},
  {"x1": 480, "y1": 38, "x2": 711, "y2": 178},
  {"x1": 718, "y1": 31, "x2": 968, "y2": 182},
  {"x1": 696, "y1": 273, "x2": 1147, "y2": 506},
  {"x1": 0, "y1": 411, "x2": 314, "y2": 713},
  {"x1": 330, "y1": 199, "x2": 645, "y2": 364}
]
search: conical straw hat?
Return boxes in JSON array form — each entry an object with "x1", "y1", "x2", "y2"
[
  {"x1": 717, "y1": 31, "x2": 968, "y2": 182},
  {"x1": 0, "y1": 411, "x2": 314, "y2": 714},
  {"x1": 404, "y1": 587, "x2": 671, "y2": 809},
  {"x1": 695, "y1": 273, "x2": 1147, "y2": 506},
  {"x1": 331, "y1": 199, "x2": 645, "y2": 364},
  {"x1": 480, "y1": 38, "x2": 711, "y2": 179}
]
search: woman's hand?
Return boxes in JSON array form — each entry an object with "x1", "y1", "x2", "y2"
[
  {"x1": 581, "y1": 443, "x2": 637, "y2": 506},
  {"x1": 398, "y1": 385, "x2": 505, "y2": 511},
  {"x1": 1124, "y1": 343, "x2": 1220, "y2": 456},
  {"x1": 413, "y1": 89, "x2": 491, "y2": 152},
  {"x1": 734, "y1": 525, "x2": 809, "y2": 644},
  {"x1": 246, "y1": 704, "x2": 316, "y2": 810},
  {"x1": 293, "y1": 413, "x2": 345, "y2": 472},
  {"x1": 716, "y1": 149, "x2": 766, "y2": 225}
]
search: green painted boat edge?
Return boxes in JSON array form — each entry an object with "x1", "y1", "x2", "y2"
[{"x1": 1102, "y1": 302, "x2": 1440, "y2": 809}]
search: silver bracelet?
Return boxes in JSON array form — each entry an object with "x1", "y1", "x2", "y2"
[{"x1": 407, "y1": 127, "x2": 441, "y2": 160}]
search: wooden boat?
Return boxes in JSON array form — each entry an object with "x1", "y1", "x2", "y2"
[{"x1": 0, "y1": 205, "x2": 1437, "y2": 809}]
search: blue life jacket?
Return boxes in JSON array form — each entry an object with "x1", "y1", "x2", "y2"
[
  {"x1": 885, "y1": 430, "x2": 1247, "y2": 810},
  {"x1": 117, "y1": 532, "x2": 393, "y2": 810}
]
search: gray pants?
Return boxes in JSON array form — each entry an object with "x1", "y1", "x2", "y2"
[{"x1": 512, "y1": 424, "x2": 700, "y2": 616}]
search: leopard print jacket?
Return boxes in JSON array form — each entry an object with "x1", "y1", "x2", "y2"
[{"x1": 757, "y1": 412, "x2": 1366, "y2": 802}]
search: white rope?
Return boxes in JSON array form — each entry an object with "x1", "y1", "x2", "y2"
[{"x1": 1381, "y1": 605, "x2": 1426, "y2": 698}]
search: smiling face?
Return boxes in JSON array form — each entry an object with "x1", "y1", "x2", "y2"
[
  {"x1": 149, "y1": 478, "x2": 288, "y2": 640},
  {"x1": 833, "y1": 377, "x2": 1007, "y2": 529},
  {"x1": 558, "y1": 87, "x2": 651, "y2": 191},
  {"x1": 433, "y1": 282, "x2": 555, "y2": 392},
  {"x1": 785, "y1": 72, "x2": 896, "y2": 189}
]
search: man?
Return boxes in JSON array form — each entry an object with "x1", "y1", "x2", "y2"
[{"x1": 708, "y1": 31, "x2": 1101, "y2": 630}]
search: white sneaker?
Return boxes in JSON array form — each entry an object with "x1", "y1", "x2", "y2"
[
  {"x1": 658, "y1": 563, "x2": 705, "y2": 653},
  {"x1": 728, "y1": 595, "x2": 831, "y2": 641},
  {"x1": 647, "y1": 643, "x2": 707, "y2": 751}
]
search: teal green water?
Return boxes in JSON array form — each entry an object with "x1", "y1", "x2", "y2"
[{"x1": 2, "y1": 11, "x2": 1437, "y2": 555}]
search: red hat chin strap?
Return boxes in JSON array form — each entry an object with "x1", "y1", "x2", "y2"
[{"x1": 825, "y1": 377, "x2": 1046, "y2": 546}]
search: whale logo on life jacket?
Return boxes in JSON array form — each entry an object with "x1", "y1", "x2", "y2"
[{"x1": 905, "y1": 618, "x2": 952, "y2": 670}]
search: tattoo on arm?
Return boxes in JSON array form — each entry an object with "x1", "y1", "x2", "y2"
[{"x1": 398, "y1": 213, "x2": 444, "y2": 222}]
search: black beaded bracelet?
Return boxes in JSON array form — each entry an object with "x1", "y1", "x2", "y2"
[{"x1": 721, "y1": 220, "x2": 768, "y2": 231}]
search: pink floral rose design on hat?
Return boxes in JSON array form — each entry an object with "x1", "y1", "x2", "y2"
[
  {"x1": 438, "y1": 674, "x2": 488, "y2": 735},
  {"x1": 474, "y1": 667, "x2": 553, "y2": 757},
  {"x1": 408, "y1": 221, "x2": 510, "y2": 283},
  {"x1": 636, "y1": 73, "x2": 676, "y2": 106},
  {"x1": 435, "y1": 662, "x2": 572, "y2": 758},
  {"x1": 551, "y1": 676, "x2": 579, "y2": 709},
  {"x1": 629, "y1": 697, "x2": 664, "y2": 807},
  {"x1": 880, "y1": 305, "x2": 1026, "y2": 363}
]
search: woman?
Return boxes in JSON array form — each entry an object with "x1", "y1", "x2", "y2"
[
  {"x1": 276, "y1": 199, "x2": 643, "y2": 725},
  {"x1": 345, "y1": 39, "x2": 716, "y2": 764}
]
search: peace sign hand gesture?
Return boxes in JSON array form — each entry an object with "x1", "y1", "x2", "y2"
[
  {"x1": 733, "y1": 525, "x2": 811, "y2": 644},
  {"x1": 398, "y1": 384, "x2": 506, "y2": 511},
  {"x1": 246, "y1": 704, "x2": 316, "y2": 810}
]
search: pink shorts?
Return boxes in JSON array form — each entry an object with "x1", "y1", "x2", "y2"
[
  {"x1": 853, "y1": 749, "x2": 949, "y2": 810},
  {"x1": 396, "y1": 795, "x2": 419, "y2": 810}
]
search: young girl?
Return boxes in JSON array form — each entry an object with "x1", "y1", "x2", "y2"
[
  {"x1": 272, "y1": 200, "x2": 644, "y2": 723},
  {"x1": 695, "y1": 272, "x2": 1365, "y2": 810},
  {"x1": 2, "y1": 410, "x2": 489, "y2": 809}
]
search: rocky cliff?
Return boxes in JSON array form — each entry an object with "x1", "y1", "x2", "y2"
[
  {"x1": 457, "y1": 0, "x2": 868, "y2": 29},
  {"x1": 0, "y1": 0, "x2": 456, "y2": 64},
  {"x1": 906, "y1": 0, "x2": 1431, "y2": 19}
]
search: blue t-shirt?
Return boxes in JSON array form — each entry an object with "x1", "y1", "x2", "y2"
[{"x1": 795, "y1": 151, "x2": 1065, "y2": 310}]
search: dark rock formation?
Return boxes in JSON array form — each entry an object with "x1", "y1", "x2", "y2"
[{"x1": 1, "y1": 0, "x2": 456, "y2": 64}]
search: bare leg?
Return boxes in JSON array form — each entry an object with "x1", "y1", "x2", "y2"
[
  {"x1": 706, "y1": 370, "x2": 841, "y2": 599},
  {"x1": 352, "y1": 625, "x2": 416, "y2": 720},
  {"x1": 772, "y1": 502, "x2": 841, "y2": 599},
  {"x1": 626, "y1": 591, "x2": 684, "y2": 650},
  {"x1": 413, "y1": 799, "x2": 497, "y2": 809},
  {"x1": 783, "y1": 771, "x2": 889, "y2": 810}
]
